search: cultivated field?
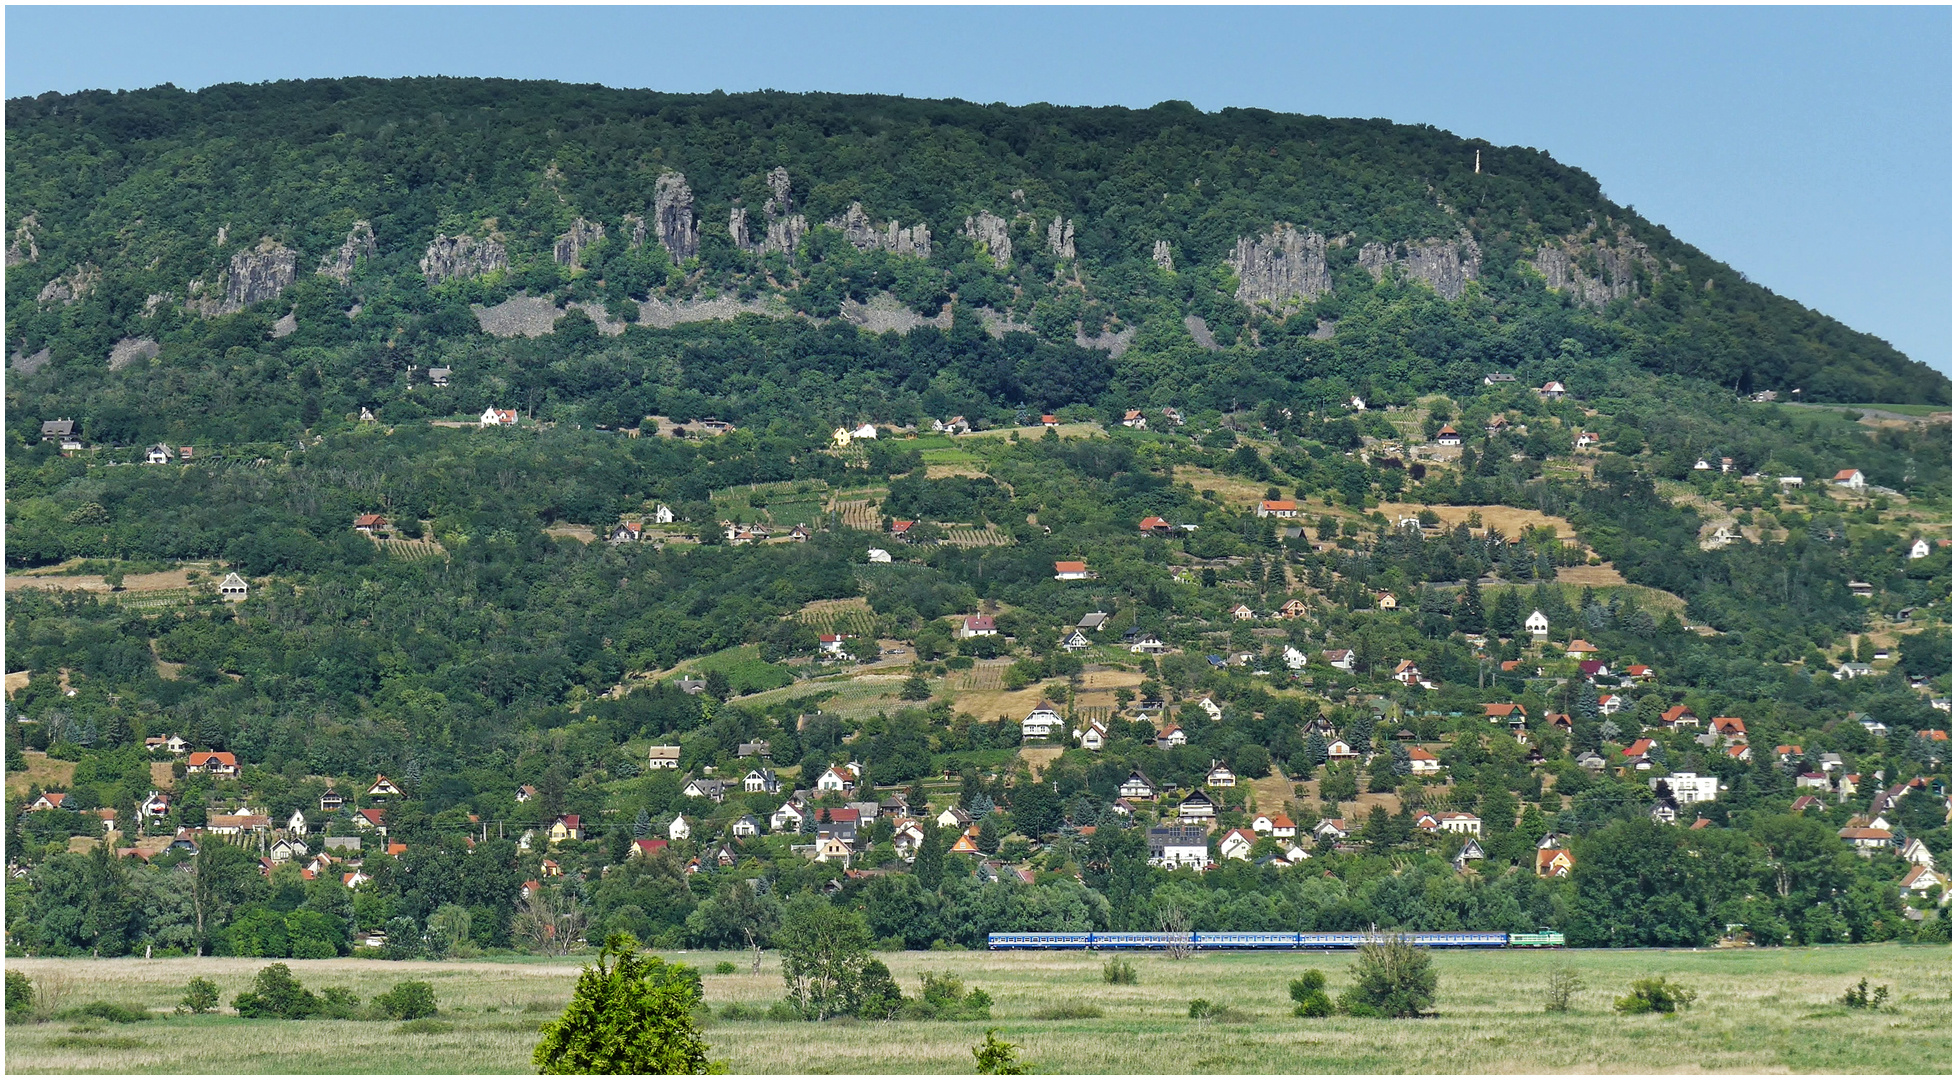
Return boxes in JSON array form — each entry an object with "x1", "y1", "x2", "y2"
[{"x1": 4, "y1": 944, "x2": 1946, "y2": 1073}]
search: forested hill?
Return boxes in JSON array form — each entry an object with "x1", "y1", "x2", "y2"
[{"x1": 4, "y1": 77, "x2": 1946, "y2": 431}]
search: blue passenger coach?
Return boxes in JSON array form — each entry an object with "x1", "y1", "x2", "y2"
[{"x1": 987, "y1": 930, "x2": 1548, "y2": 949}]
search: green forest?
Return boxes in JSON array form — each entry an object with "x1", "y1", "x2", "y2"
[{"x1": 4, "y1": 80, "x2": 1950, "y2": 963}]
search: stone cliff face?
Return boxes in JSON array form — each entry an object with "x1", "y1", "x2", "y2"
[
  {"x1": 730, "y1": 166, "x2": 811, "y2": 260},
  {"x1": 189, "y1": 239, "x2": 299, "y2": 315},
  {"x1": 421, "y1": 234, "x2": 508, "y2": 284},
  {"x1": 552, "y1": 217, "x2": 605, "y2": 267},
  {"x1": 1153, "y1": 240, "x2": 1174, "y2": 272},
  {"x1": 964, "y1": 211, "x2": 1012, "y2": 268},
  {"x1": 1229, "y1": 224, "x2": 1331, "y2": 306},
  {"x1": 653, "y1": 172, "x2": 699, "y2": 261},
  {"x1": 1531, "y1": 228, "x2": 1657, "y2": 308},
  {"x1": 1046, "y1": 216, "x2": 1075, "y2": 259},
  {"x1": 37, "y1": 263, "x2": 100, "y2": 307},
  {"x1": 623, "y1": 213, "x2": 649, "y2": 249},
  {"x1": 7, "y1": 214, "x2": 40, "y2": 266},
  {"x1": 1357, "y1": 236, "x2": 1482, "y2": 300},
  {"x1": 828, "y1": 203, "x2": 930, "y2": 258},
  {"x1": 317, "y1": 221, "x2": 377, "y2": 281}
]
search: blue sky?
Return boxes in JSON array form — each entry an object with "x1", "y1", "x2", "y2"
[{"x1": 8, "y1": 5, "x2": 1950, "y2": 376}]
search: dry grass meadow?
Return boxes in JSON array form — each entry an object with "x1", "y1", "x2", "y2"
[{"x1": 4, "y1": 944, "x2": 1947, "y2": 1073}]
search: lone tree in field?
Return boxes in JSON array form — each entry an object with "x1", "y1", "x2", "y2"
[
  {"x1": 533, "y1": 932, "x2": 718, "y2": 1074},
  {"x1": 1337, "y1": 935, "x2": 1437, "y2": 1018},
  {"x1": 776, "y1": 893, "x2": 874, "y2": 1019}
]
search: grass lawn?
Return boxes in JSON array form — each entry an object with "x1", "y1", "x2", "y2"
[{"x1": 5, "y1": 944, "x2": 1946, "y2": 1073}]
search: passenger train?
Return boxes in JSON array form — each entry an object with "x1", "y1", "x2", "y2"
[{"x1": 987, "y1": 930, "x2": 1564, "y2": 950}]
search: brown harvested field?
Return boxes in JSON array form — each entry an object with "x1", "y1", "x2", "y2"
[
  {"x1": 1555, "y1": 563, "x2": 1627, "y2": 586},
  {"x1": 924, "y1": 464, "x2": 991, "y2": 479},
  {"x1": 5, "y1": 670, "x2": 29, "y2": 697},
  {"x1": 542, "y1": 523, "x2": 595, "y2": 543},
  {"x1": 1374, "y1": 503, "x2": 1580, "y2": 541},
  {"x1": 5, "y1": 566, "x2": 203, "y2": 594},
  {"x1": 959, "y1": 422, "x2": 1104, "y2": 441},
  {"x1": 1018, "y1": 746, "x2": 1064, "y2": 777},
  {"x1": 150, "y1": 762, "x2": 176, "y2": 789},
  {"x1": 1171, "y1": 466, "x2": 1277, "y2": 510},
  {"x1": 6, "y1": 750, "x2": 77, "y2": 799}
]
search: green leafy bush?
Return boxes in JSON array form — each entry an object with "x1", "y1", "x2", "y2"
[
  {"x1": 713, "y1": 961, "x2": 739, "y2": 975},
  {"x1": 1544, "y1": 968, "x2": 1583, "y2": 1013},
  {"x1": 1337, "y1": 937, "x2": 1437, "y2": 1018},
  {"x1": 906, "y1": 970, "x2": 992, "y2": 1020},
  {"x1": 532, "y1": 933, "x2": 720, "y2": 1074},
  {"x1": 7, "y1": 970, "x2": 34, "y2": 1015},
  {"x1": 972, "y1": 1029, "x2": 1025, "y2": 1075},
  {"x1": 1101, "y1": 957, "x2": 1137, "y2": 985},
  {"x1": 178, "y1": 977, "x2": 221, "y2": 1015},
  {"x1": 374, "y1": 981, "x2": 437, "y2": 1020},
  {"x1": 1289, "y1": 969, "x2": 1334, "y2": 1017},
  {"x1": 319, "y1": 986, "x2": 363, "y2": 1020},
  {"x1": 1614, "y1": 977, "x2": 1697, "y2": 1014},
  {"x1": 232, "y1": 963, "x2": 321, "y2": 1019},
  {"x1": 58, "y1": 1001, "x2": 149, "y2": 1024},
  {"x1": 1842, "y1": 979, "x2": 1890, "y2": 1009}
]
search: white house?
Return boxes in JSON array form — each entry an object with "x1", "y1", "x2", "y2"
[
  {"x1": 960, "y1": 614, "x2": 998, "y2": 638},
  {"x1": 1435, "y1": 812, "x2": 1482, "y2": 836},
  {"x1": 1256, "y1": 500, "x2": 1299, "y2": 519},
  {"x1": 1205, "y1": 761, "x2": 1238, "y2": 787},
  {"x1": 667, "y1": 814, "x2": 691, "y2": 841},
  {"x1": 653, "y1": 504, "x2": 675, "y2": 524},
  {"x1": 1653, "y1": 772, "x2": 1720, "y2": 805},
  {"x1": 218, "y1": 572, "x2": 250, "y2": 600},
  {"x1": 1283, "y1": 645, "x2": 1309, "y2": 670},
  {"x1": 1322, "y1": 649, "x2": 1356, "y2": 671},
  {"x1": 770, "y1": 801, "x2": 806, "y2": 833},
  {"x1": 1218, "y1": 828, "x2": 1257, "y2": 861},
  {"x1": 1075, "y1": 718, "x2": 1109, "y2": 751},
  {"x1": 1148, "y1": 826, "x2": 1209, "y2": 869},
  {"x1": 480, "y1": 407, "x2": 518, "y2": 427},
  {"x1": 815, "y1": 766, "x2": 857, "y2": 793},
  {"x1": 818, "y1": 633, "x2": 849, "y2": 657},
  {"x1": 1128, "y1": 633, "x2": 1168, "y2": 655},
  {"x1": 1832, "y1": 468, "x2": 1866, "y2": 490},
  {"x1": 1909, "y1": 538, "x2": 1932, "y2": 560},
  {"x1": 851, "y1": 423, "x2": 879, "y2": 440},
  {"x1": 866, "y1": 548, "x2": 892, "y2": 564},
  {"x1": 1061, "y1": 629, "x2": 1092, "y2": 652},
  {"x1": 146, "y1": 443, "x2": 176, "y2": 464},
  {"x1": 743, "y1": 768, "x2": 780, "y2": 795},
  {"x1": 1021, "y1": 701, "x2": 1064, "y2": 739},
  {"x1": 1525, "y1": 609, "x2": 1550, "y2": 638},
  {"x1": 647, "y1": 745, "x2": 682, "y2": 770},
  {"x1": 285, "y1": 809, "x2": 308, "y2": 835},
  {"x1": 1118, "y1": 771, "x2": 1156, "y2": 800},
  {"x1": 1155, "y1": 725, "x2": 1188, "y2": 749},
  {"x1": 1053, "y1": 560, "x2": 1092, "y2": 580},
  {"x1": 1407, "y1": 746, "x2": 1441, "y2": 774}
]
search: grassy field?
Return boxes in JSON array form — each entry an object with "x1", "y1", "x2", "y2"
[{"x1": 5, "y1": 944, "x2": 1946, "y2": 1074}]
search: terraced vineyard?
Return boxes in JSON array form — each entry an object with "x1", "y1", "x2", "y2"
[
  {"x1": 796, "y1": 597, "x2": 879, "y2": 638},
  {"x1": 828, "y1": 496, "x2": 885, "y2": 531},
  {"x1": 942, "y1": 526, "x2": 1015, "y2": 547}
]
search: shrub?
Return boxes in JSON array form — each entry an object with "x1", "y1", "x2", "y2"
[
  {"x1": 1032, "y1": 1002, "x2": 1103, "y2": 1020},
  {"x1": 58, "y1": 1001, "x2": 150, "y2": 1024},
  {"x1": 233, "y1": 964, "x2": 321, "y2": 1020},
  {"x1": 1337, "y1": 937, "x2": 1437, "y2": 1018},
  {"x1": 1544, "y1": 968, "x2": 1583, "y2": 1013},
  {"x1": 764, "y1": 1000, "x2": 802, "y2": 1022},
  {"x1": 1614, "y1": 977, "x2": 1697, "y2": 1014},
  {"x1": 374, "y1": 981, "x2": 437, "y2": 1020},
  {"x1": 178, "y1": 977, "x2": 221, "y2": 1015},
  {"x1": 1187, "y1": 998, "x2": 1217, "y2": 1019},
  {"x1": 1289, "y1": 970, "x2": 1334, "y2": 1017},
  {"x1": 532, "y1": 933, "x2": 719, "y2": 1074},
  {"x1": 6, "y1": 970, "x2": 33, "y2": 1014},
  {"x1": 972, "y1": 1029, "x2": 1025, "y2": 1075},
  {"x1": 712, "y1": 961, "x2": 738, "y2": 976},
  {"x1": 718, "y1": 1002, "x2": 759, "y2": 1021},
  {"x1": 1841, "y1": 979, "x2": 1890, "y2": 1009},
  {"x1": 319, "y1": 987, "x2": 362, "y2": 1020},
  {"x1": 855, "y1": 959, "x2": 905, "y2": 1021},
  {"x1": 1101, "y1": 957, "x2": 1137, "y2": 985},
  {"x1": 1188, "y1": 998, "x2": 1252, "y2": 1023}
]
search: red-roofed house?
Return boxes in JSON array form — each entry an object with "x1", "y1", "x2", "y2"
[
  {"x1": 1407, "y1": 746, "x2": 1441, "y2": 774},
  {"x1": 1838, "y1": 826, "x2": 1893, "y2": 853},
  {"x1": 1726, "y1": 744, "x2": 1753, "y2": 762},
  {"x1": 1711, "y1": 717, "x2": 1747, "y2": 739},
  {"x1": 1659, "y1": 705, "x2": 1700, "y2": 728},
  {"x1": 352, "y1": 514, "x2": 389, "y2": 534},
  {"x1": 1138, "y1": 515, "x2": 1172, "y2": 535},
  {"x1": 549, "y1": 814, "x2": 582, "y2": 842},
  {"x1": 1255, "y1": 500, "x2": 1299, "y2": 519},
  {"x1": 960, "y1": 614, "x2": 998, "y2": 639},
  {"x1": 1053, "y1": 560, "x2": 1092, "y2": 580},
  {"x1": 1219, "y1": 828, "x2": 1258, "y2": 861},
  {"x1": 356, "y1": 808, "x2": 387, "y2": 833},
  {"x1": 1483, "y1": 703, "x2": 1528, "y2": 723},
  {"x1": 1790, "y1": 795, "x2": 1825, "y2": 813},
  {"x1": 632, "y1": 839, "x2": 669, "y2": 859},
  {"x1": 186, "y1": 751, "x2": 239, "y2": 776}
]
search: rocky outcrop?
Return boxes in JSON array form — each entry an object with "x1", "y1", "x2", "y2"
[
  {"x1": 1357, "y1": 236, "x2": 1482, "y2": 300},
  {"x1": 553, "y1": 217, "x2": 605, "y2": 267},
  {"x1": 828, "y1": 203, "x2": 930, "y2": 258},
  {"x1": 636, "y1": 293, "x2": 786, "y2": 328},
  {"x1": 1531, "y1": 227, "x2": 1657, "y2": 308},
  {"x1": 730, "y1": 167, "x2": 811, "y2": 260},
  {"x1": 840, "y1": 292, "x2": 953, "y2": 335},
  {"x1": 1310, "y1": 319, "x2": 1338, "y2": 340},
  {"x1": 271, "y1": 310, "x2": 299, "y2": 338},
  {"x1": 1184, "y1": 314, "x2": 1219, "y2": 350},
  {"x1": 7, "y1": 214, "x2": 40, "y2": 266},
  {"x1": 11, "y1": 346, "x2": 51, "y2": 375},
  {"x1": 623, "y1": 213, "x2": 649, "y2": 249},
  {"x1": 317, "y1": 221, "x2": 377, "y2": 281},
  {"x1": 37, "y1": 264, "x2": 100, "y2": 307},
  {"x1": 142, "y1": 293, "x2": 174, "y2": 319},
  {"x1": 227, "y1": 239, "x2": 299, "y2": 311},
  {"x1": 421, "y1": 234, "x2": 508, "y2": 284},
  {"x1": 108, "y1": 337, "x2": 161, "y2": 371},
  {"x1": 977, "y1": 307, "x2": 1037, "y2": 339},
  {"x1": 652, "y1": 172, "x2": 699, "y2": 262},
  {"x1": 964, "y1": 212, "x2": 1012, "y2": 268},
  {"x1": 1153, "y1": 240, "x2": 1174, "y2": 271},
  {"x1": 1229, "y1": 224, "x2": 1331, "y2": 307},
  {"x1": 565, "y1": 301, "x2": 630, "y2": 337},
  {"x1": 1075, "y1": 323, "x2": 1134, "y2": 357},
  {"x1": 473, "y1": 295, "x2": 563, "y2": 338},
  {"x1": 1046, "y1": 217, "x2": 1075, "y2": 259}
]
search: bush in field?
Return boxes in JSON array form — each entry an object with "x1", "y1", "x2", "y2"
[
  {"x1": 972, "y1": 1029, "x2": 1025, "y2": 1075},
  {"x1": 374, "y1": 981, "x2": 437, "y2": 1020},
  {"x1": 177, "y1": 977, "x2": 221, "y2": 1015},
  {"x1": 7, "y1": 970, "x2": 34, "y2": 1017},
  {"x1": 232, "y1": 963, "x2": 321, "y2": 1019},
  {"x1": 532, "y1": 933, "x2": 719, "y2": 1074},
  {"x1": 59, "y1": 1001, "x2": 149, "y2": 1023},
  {"x1": 905, "y1": 970, "x2": 991, "y2": 1020},
  {"x1": 1337, "y1": 937, "x2": 1437, "y2": 1018},
  {"x1": 319, "y1": 987, "x2": 362, "y2": 1020},
  {"x1": 1544, "y1": 968, "x2": 1583, "y2": 1013},
  {"x1": 1613, "y1": 977, "x2": 1696, "y2": 1014},
  {"x1": 713, "y1": 961, "x2": 738, "y2": 975},
  {"x1": 1842, "y1": 979, "x2": 1890, "y2": 1009},
  {"x1": 1289, "y1": 970, "x2": 1334, "y2": 1017},
  {"x1": 1101, "y1": 957, "x2": 1137, "y2": 985}
]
